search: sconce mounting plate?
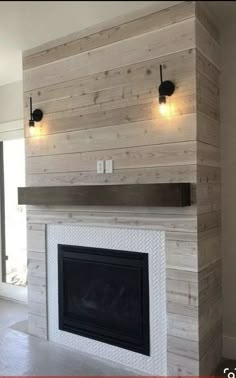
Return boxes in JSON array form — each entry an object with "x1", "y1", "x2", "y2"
[
  {"x1": 32, "y1": 109, "x2": 43, "y2": 122},
  {"x1": 159, "y1": 80, "x2": 175, "y2": 97}
]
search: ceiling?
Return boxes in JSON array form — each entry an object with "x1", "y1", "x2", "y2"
[{"x1": 0, "y1": 1, "x2": 235, "y2": 86}]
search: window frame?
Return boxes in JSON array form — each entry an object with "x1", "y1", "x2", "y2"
[{"x1": 0, "y1": 141, "x2": 6, "y2": 283}]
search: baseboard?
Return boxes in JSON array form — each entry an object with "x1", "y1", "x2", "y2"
[{"x1": 223, "y1": 335, "x2": 236, "y2": 359}]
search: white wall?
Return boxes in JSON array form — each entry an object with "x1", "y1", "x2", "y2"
[
  {"x1": 220, "y1": 22, "x2": 236, "y2": 358},
  {"x1": 0, "y1": 81, "x2": 23, "y2": 123},
  {"x1": 0, "y1": 81, "x2": 24, "y2": 141}
]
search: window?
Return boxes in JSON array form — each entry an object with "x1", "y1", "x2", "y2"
[{"x1": 0, "y1": 139, "x2": 27, "y2": 287}]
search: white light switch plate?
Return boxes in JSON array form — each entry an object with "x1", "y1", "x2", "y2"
[
  {"x1": 97, "y1": 160, "x2": 104, "y2": 174},
  {"x1": 105, "y1": 160, "x2": 113, "y2": 174}
]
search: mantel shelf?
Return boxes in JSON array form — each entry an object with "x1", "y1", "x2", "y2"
[{"x1": 18, "y1": 183, "x2": 191, "y2": 207}]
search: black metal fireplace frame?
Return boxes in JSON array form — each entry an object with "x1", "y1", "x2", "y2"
[{"x1": 58, "y1": 244, "x2": 150, "y2": 356}]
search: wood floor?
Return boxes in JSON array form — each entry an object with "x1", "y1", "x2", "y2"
[{"x1": 0, "y1": 298, "x2": 135, "y2": 376}]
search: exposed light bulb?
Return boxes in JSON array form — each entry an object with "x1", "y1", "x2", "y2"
[
  {"x1": 159, "y1": 95, "x2": 169, "y2": 116},
  {"x1": 160, "y1": 102, "x2": 167, "y2": 116},
  {"x1": 29, "y1": 125, "x2": 35, "y2": 137}
]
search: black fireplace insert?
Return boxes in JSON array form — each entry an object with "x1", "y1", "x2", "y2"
[{"x1": 58, "y1": 244, "x2": 150, "y2": 355}]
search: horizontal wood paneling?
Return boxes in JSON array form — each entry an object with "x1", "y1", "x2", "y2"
[
  {"x1": 198, "y1": 142, "x2": 220, "y2": 167},
  {"x1": 27, "y1": 228, "x2": 45, "y2": 252},
  {"x1": 196, "y1": 7, "x2": 221, "y2": 373},
  {"x1": 166, "y1": 239, "x2": 198, "y2": 272},
  {"x1": 24, "y1": 2, "x2": 195, "y2": 70},
  {"x1": 23, "y1": 2, "x2": 221, "y2": 375},
  {"x1": 25, "y1": 51, "x2": 195, "y2": 106},
  {"x1": 28, "y1": 300, "x2": 47, "y2": 317},
  {"x1": 25, "y1": 95, "x2": 196, "y2": 140},
  {"x1": 26, "y1": 210, "x2": 197, "y2": 232},
  {"x1": 197, "y1": 113, "x2": 220, "y2": 147},
  {"x1": 28, "y1": 258, "x2": 46, "y2": 278},
  {"x1": 28, "y1": 284, "x2": 46, "y2": 304},
  {"x1": 168, "y1": 312, "x2": 198, "y2": 340},
  {"x1": 26, "y1": 141, "x2": 197, "y2": 175},
  {"x1": 28, "y1": 314, "x2": 47, "y2": 339},
  {"x1": 167, "y1": 335, "x2": 199, "y2": 360},
  {"x1": 195, "y1": 19, "x2": 220, "y2": 69},
  {"x1": 197, "y1": 183, "x2": 221, "y2": 214},
  {"x1": 25, "y1": 115, "x2": 196, "y2": 157},
  {"x1": 26, "y1": 165, "x2": 197, "y2": 187},
  {"x1": 26, "y1": 203, "x2": 197, "y2": 216},
  {"x1": 167, "y1": 351, "x2": 199, "y2": 376},
  {"x1": 26, "y1": 98, "x2": 195, "y2": 139},
  {"x1": 167, "y1": 278, "x2": 198, "y2": 308},
  {"x1": 196, "y1": 49, "x2": 220, "y2": 86},
  {"x1": 24, "y1": 18, "x2": 195, "y2": 91}
]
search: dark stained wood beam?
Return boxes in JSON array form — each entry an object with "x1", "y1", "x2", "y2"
[{"x1": 18, "y1": 184, "x2": 191, "y2": 207}]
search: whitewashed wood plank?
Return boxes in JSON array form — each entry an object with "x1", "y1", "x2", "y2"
[
  {"x1": 168, "y1": 335, "x2": 199, "y2": 360},
  {"x1": 28, "y1": 314, "x2": 47, "y2": 339},
  {"x1": 26, "y1": 165, "x2": 197, "y2": 187},
  {"x1": 24, "y1": 51, "x2": 196, "y2": 107},
  {"x1": 167, "y1": 312, "x2": 198, "y2": 340},
  {"x1": 28, "y1": 259, "x2": 46, "y2": 278},
  {"x1": 24, "y1": 2, "x2": 194, "y2": 59},
  {"x1": 28, "y1": 301, "x2": 47, "y2": 317},
  {"x1": 166, "y1": 239, "x2": 198, "y2": 272},
  {"x1": 26, "y1": 141, "x2": 197, "y2": 175},
  {"x1": 26, "y1": 210, "x2": 197, "y2": 232},
  {"x1": 27, "y1": 229, "x2": 45, "y2": 252},
  {"x1": 197, "y1": 113, "x2": 220, "y2": 147},
  {"x1": 25, "y1": 115, "x2": 197, "y2": 157},
  {"x1": 167, "y1": 279, "x2": 198, "y2": 307},
  {"x1": 23, "y1": 18, "x2": 195, "y2": 91},
  {"x1": 168, "y1": 352, "x2": 199, "y2": 376},
  {"x1": 24, "y1": 2, "x2": 195, "y2": 69},
  {"x1": 28, "y1": 284, "x2": 46, "y2": 304},
  {"x1": 197, "y1": 142, "x2": 220, "y2": 167},
  {"x1": 196, "y1": 19, "x2": 220, "y2": 69}
]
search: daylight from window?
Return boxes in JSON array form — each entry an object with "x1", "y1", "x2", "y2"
[{"x1": 3, "y1": 139, "x2": 27, "y2": 286}]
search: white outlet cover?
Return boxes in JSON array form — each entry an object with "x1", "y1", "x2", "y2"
[
  {"x1": 105, "y1": 159, "x2": 113, "y2": 174},
  {"x1": 97, "y1": 160, "x2": 104, "y2": 174}
]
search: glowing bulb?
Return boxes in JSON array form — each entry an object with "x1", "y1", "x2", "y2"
[
  {"x1": 29, "y1": 126, "x2": 35, "y2": 137},
  {"x1": 160, "y1": 103, "x2": 167, "y2": 116}
]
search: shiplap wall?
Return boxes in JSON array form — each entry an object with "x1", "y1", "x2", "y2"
[
  {"x1": 196, "y1": 11, "x2": 221, "y2": 375},
  {"x1": 23, "y1": 2, "x2": 221, "y2": 375}
]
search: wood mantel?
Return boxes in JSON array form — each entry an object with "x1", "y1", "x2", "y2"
[{"x1": 18, "y1": 183, "x2": 191, "y2": 207}]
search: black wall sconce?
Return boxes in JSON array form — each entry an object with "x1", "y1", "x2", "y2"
[
  {"x1": 29, "y1": 97, "x2": 43, "y2": 128},
  {"x1": 158, "y1": 65, "x2": 175, "y2": 115}
]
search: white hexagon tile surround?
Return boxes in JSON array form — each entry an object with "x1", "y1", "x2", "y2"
[{"x1": 47, "y1": 224, "x2": 167, "y2": 375}]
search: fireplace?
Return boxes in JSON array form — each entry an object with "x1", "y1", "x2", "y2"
[{"x1": 58, "y1": 244, "x2": 150, "y2": 356}]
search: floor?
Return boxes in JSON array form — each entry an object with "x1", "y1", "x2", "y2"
[{"x1": 0, "y1": 298, "x2": 135, "y2": 376}]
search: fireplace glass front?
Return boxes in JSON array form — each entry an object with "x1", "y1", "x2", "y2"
[{"x1": 58, "y1": 244, "x2": 150, "y2": 355}]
